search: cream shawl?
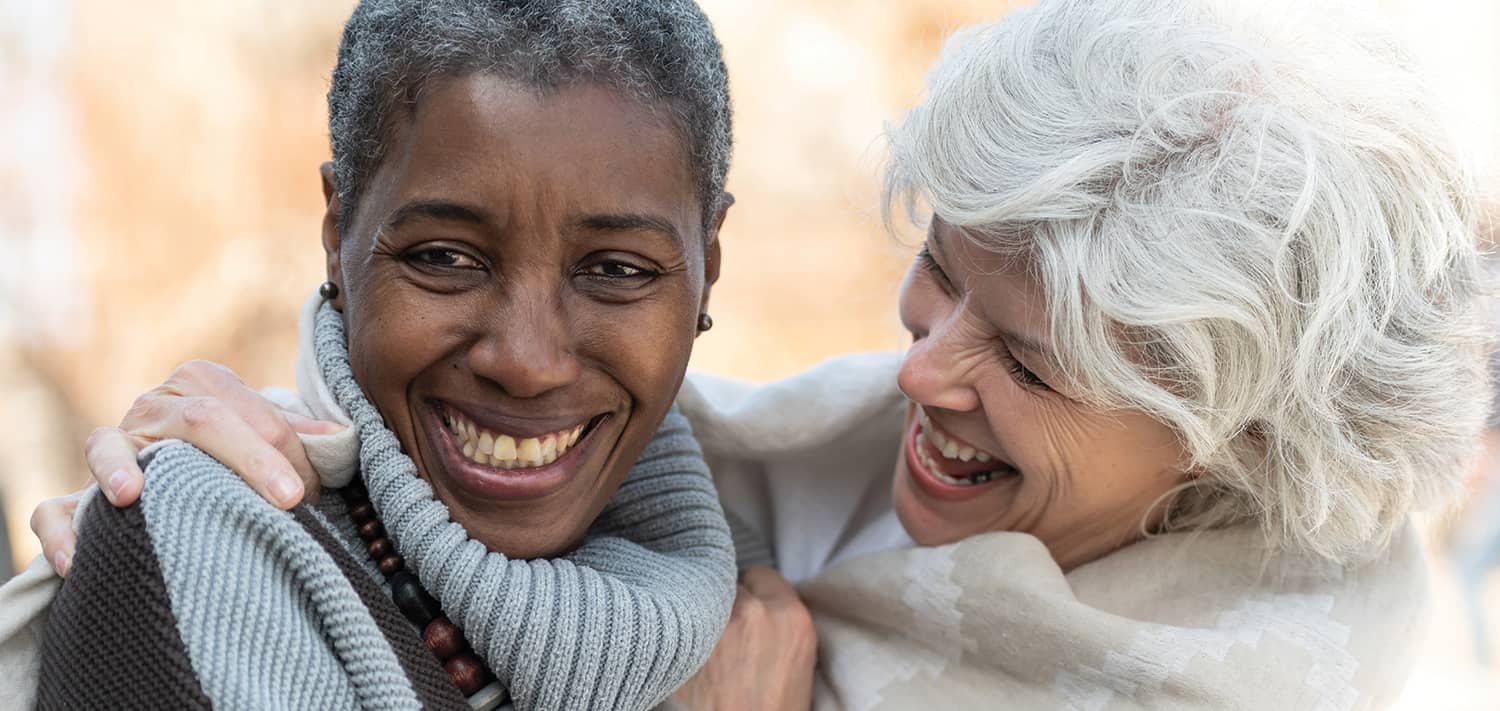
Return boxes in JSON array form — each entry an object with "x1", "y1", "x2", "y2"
[{"x1": 679, "y1": 351, "x2": 1428, "y2": 711}]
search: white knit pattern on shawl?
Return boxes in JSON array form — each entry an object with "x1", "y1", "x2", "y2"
[{"x1": 678, "y1": 351, "x2": 1432, "y2": 711}]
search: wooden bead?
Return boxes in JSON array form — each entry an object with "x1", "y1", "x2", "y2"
[
  {"x1": 377, "y1": 554, "x2": 404, "y2": 576},
  {"x1": 348, "y1": 501, "x2": 375, "y2": 522},
  {"x1": 423, "y1": 617, "x2": 465, "y2": 658},
  {"x1": 444, "y1": 654, "x2": 489, "y2": 696},
  {"x1": 357, "y1": 519, "x2": 386, "y2": 541},
  {"x1": 367, "y1": 537, "x2": 393, "y2": 559},
  {"x1": 389, "y1": 571, "x2": 443, "y2": 626}
]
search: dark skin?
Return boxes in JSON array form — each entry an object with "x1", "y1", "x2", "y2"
[
  {"x1": 319, "y1": 74, "x2": 725, "y2": 558},
  {"x1": 37, "y1": 73, "x2": 816, "y2": 709}
]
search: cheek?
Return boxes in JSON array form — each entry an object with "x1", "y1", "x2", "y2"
[
  {"x1": 574, "y1": 296, "x2": 696, "y2": 404},
  {"x1": 344, "y1": 284, "x2": 459, "y2": 422}
]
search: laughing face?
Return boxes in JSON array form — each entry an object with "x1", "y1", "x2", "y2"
[
  {"x1": 320, "y1": 75, "x2": 723, "y2": 559},
  {"x1": 892, "y1": 219, "x2": 1187, "y2": 571}
]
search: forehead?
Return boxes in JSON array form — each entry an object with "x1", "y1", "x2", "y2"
[
  {"x1": 357, "y1": 74, "x2": 700, "y2": 235},
  {"x1": 933, "y1": 218, "x2": 1051, "y2": 341}
]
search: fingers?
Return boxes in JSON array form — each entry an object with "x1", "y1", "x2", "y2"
[
  {"x1": 84, "y1": 426, "x2": 146, "y2": 507},
  {"x1": 30, "y1": 490, "x2": 85, "y2": 577},
  {"x1": 740, "y1": 565, "x2": 800, "y2": 604},
  {"x1": 171, "y1": 396, "x2": 309, "y2": 508},
  {"x1": 738, "y1": 565, "x2": 816, "y2": 646},
  {"x1": 124, "y1": 360, "x2": 321, "y2": 508}
]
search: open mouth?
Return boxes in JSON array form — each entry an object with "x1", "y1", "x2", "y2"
[
  {"x1": 437, "y1": 404, "x2": 606, "y2": 472},
  {"x1": 908, "y1": 408, "x2": 1019, "y2": 490}
]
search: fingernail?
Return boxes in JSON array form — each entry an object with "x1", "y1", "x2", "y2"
[
  {"x1": 53, "y1": 550, "x2": 70, "y2": 577},
  {"x1": 108, "y1": 469, "x2": 130, "y2": 497},
  {"x1": 269, "y1": 472, "x2": 301, "y2": 506}
]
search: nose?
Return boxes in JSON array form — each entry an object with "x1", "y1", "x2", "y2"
[
  {"x1": 897, "y1": 333, "x2": 981, "y2": 413},
  {"x1": 465, "y1": 287, "x2": 581, "y2": 399},
  {"x1": 897, "y1": 273, "x2": 980, "y2": 413}
]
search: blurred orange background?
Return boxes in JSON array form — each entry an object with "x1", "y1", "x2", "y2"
[{"x1": 2, "y1": 0, "x2": 1497, "y2": 705}]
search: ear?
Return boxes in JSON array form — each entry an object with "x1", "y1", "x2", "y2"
[
  {"x1": 319, "y1": 162, "x2": 345, "y2": 311},
  {"x1": 698, "y1": 191, "x2": 732, "y2": 317}
]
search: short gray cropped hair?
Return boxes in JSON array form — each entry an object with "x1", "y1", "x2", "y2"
[
  {"x1": 886, "y1": 0, "x2": 1490, "y2": 565},
  {"x1": 329, "y1": 0, "x2": 732, "y2": 234}
]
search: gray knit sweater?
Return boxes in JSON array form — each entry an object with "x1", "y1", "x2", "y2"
[{"x1": 36, "y1": 304, "x2": 737, "y2": 710}]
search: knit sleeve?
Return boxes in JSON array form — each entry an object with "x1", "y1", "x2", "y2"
[
  {"x1": 40, "y1": 443, "x2": 431, "y2": 711},
  {"x1": 34, "y1": 470, "x2": 213, "y2": 710}
]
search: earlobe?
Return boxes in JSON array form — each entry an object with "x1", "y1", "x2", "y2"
[{"x1": 319, "y1": 162, "x2": 345, "y2": 311}]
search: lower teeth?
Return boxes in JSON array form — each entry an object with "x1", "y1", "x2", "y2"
[{"x1": 919, "y1": 448, "x2": 999, "y2": 487}]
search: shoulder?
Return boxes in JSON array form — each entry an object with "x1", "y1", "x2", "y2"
[
  {"x1": 679, "y1": 352, "x2": 906, "y2": 459},
  {"x1": 37, "y1": 443, "x2": 222, "y2": 708},
  {"x1": 1068, "y1": 521, "x2": 1429, "y2": 707}
]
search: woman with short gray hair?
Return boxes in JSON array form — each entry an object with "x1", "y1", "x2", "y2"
[
  {"x1": 5, "y1": 1, "x2": 744, "y2": 709},
  {"x1": 21, "y1": 0, "x2": 1489, "y2": 708}
]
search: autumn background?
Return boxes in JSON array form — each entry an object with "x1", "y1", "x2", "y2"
[{"x1": 2, "y1": 0, "x2": 1497, "y2": 705}]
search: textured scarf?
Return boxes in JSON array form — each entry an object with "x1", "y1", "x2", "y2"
[
  {"x1": 311, "y1": 301, "x2": 737, "y2": 709},
  {"x1": 26, "y1": 300, "x2": 735, "y2": 711}
]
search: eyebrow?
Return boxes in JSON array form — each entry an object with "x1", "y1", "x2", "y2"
[
  {"x1": 928, "y1": 224, "x2": 1053, "y2": 358},
  {"x1": 384, "y1": 200, "x2": 492, "y2": 230},
  {"x1": 382, "y1": 201, "x2": 684, "y2": 248},
  {"x1": 575, "y1": 213, "x2": 685, "y2": 247}
]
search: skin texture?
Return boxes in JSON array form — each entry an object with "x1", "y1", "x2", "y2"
[
  {"x1": 673, "y1": 566, "x2": 816, "y2": 711},
  {"x1": 322, "y1": 75, "x2": 721, "y2": 559},
  {"x1": 32, "y1": 75, "x2": 810, "y2": 709},
  {"x1": 892, "y1": 218, "x2": 1190, "y2": 571}
]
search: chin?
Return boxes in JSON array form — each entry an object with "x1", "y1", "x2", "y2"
[{"x1": 890, "y1": 459, "x2": 957, "y2": 547}]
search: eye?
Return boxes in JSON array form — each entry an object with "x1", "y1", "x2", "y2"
[
  {"x1": 575, "y1": 256, "x2": 661, "y2": 296},
  {"x1": 407, "y1": 247, "x2": 483, "y2": 270},
  {"x1": 584, "y1": 261, "x2": 651, "y2": 279},
  {"x1": 1000, "y1": 346, "x2": 1052, "y2": 391},
  {"x1": 917, "y1": 243, "x2": 957, "y2": 294}
]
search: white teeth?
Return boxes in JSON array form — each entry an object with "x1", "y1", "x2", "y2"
[
  {"x1": 445, "y1": 410, "x2": 588, "y2": 470},
  {"x1": 914, "y1": 416, "x2": 1006, "y2": 486},
  {"x1": 919, "y1": 412, "x2": 999, "y2": 464}
]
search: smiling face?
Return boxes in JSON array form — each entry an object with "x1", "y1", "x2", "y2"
[
  {"x1": 892, "y1": 219, "x2": 1187, "y2": 570},
  {"x1": 320, "y1": 75, "x2": 722, "y2": 559}
]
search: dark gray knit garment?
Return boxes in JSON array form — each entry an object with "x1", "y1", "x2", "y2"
[{"x1": 37, "y1": 303, "x2": 737, "y2": 710}]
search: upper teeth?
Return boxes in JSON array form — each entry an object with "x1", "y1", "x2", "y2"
[
  {"x1": 919, "y1": 410, "x2": 995, "y2": 463},
  {"x1": 444, "y1": 411, "x2": 584, "y2": 469}
]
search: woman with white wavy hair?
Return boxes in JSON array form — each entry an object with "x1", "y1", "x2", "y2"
[{"x1": 25, "y1": 0, "x2": 1488, "y2": 707}]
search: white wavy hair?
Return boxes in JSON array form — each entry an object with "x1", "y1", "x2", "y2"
[{"x1": 885, "y1": 0, "x2": 1490, "y2": 565}]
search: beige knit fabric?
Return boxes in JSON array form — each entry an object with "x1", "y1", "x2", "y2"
[{"x1": 680, "y1": 352, "x2": 1429, "y2": 711}]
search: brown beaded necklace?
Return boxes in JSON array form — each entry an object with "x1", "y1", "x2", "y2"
[{"x1": 340, "y1": 482, "x2": 496, "y2": 699}]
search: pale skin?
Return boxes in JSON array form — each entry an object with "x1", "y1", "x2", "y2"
[{"x1": 34, "y1": 219, "x2": 1192, "y2": 706}]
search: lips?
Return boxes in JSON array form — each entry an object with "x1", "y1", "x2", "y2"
[
  {"x1": 904, "y1": 408, "x2": 1019, "y2": 500},
  {"x1": 427, "y1": 400, "x2": 609, "y2": 501}
]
